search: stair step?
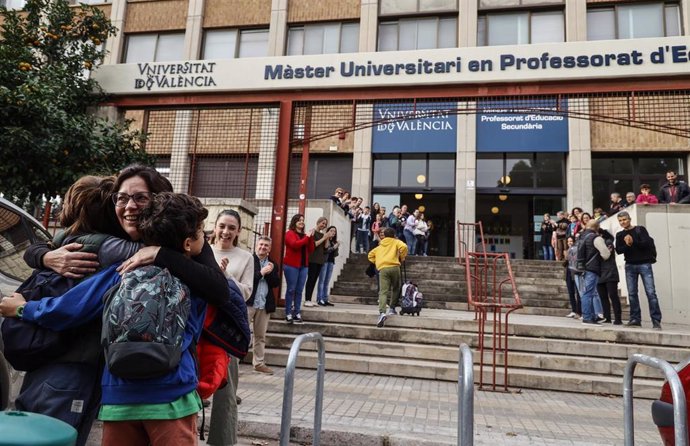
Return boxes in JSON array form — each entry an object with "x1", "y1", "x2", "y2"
[{"x1": 263, "y1": 348, "x2": 663, "y2": 398}]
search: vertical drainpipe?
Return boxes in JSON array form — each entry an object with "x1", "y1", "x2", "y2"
[{"x1": 270, "y1": 100, "x2": 293, "y2": 306}]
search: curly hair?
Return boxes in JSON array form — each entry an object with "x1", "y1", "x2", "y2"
[{"x1": 138, "y1": 192, "x2": 208, "y2": 251}]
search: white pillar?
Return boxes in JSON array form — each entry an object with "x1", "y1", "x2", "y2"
[
  {"x1": 458, "y1": 0, "x2": 477, "y2": 47},
  {"x1": 256, "y1": 108, "x2": 279, "y2": 201},
  {"x1": 455, "y1": 102, "x2": 477, "y2": 256},
  {"x1": 567, "y1": 98, "x2": 593, "y2": 212},
  {"x1": 268, "y1": 0, "x2": 288, "y2": 56},
  {"x1": 351, "y1": 104, "x2": 373, "y2": 203},
  {"x1": 565, "y1": 0, "x2": 587, "y2": 42},
  {"x1": 169, "y1": 111, "x2": 194, "y2": 193},
  {"x1": 359, "y1": 0, "x2": 378, "y2": 52},
  {"x1": 184, "y1": 0, "x2": 205, "y2": 60},
  {"x1": 104, "y1": 0, "x2": 127, "y2": 65}
]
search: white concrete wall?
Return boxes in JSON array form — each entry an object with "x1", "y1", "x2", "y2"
[{"x1": 600, "y1": 204, "x2": 690, "y2": 325}]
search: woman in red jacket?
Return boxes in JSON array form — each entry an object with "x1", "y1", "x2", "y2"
[{"x1": 283, "y1": 214, "x2": 315, "y2": 324}]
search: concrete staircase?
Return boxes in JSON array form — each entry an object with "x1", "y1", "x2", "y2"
[
  {"x1": 259, "y1": 304, "x2": 688, "y2": 399},
  {"x1": 330, "y1": 254, "x2": 629, "y2": 318}
]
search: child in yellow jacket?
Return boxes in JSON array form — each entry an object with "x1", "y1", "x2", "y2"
[{"x1": 367, "y1": 227, "x2": 408, "y2": 327}]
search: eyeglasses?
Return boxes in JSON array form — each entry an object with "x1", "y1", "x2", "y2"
[{"x1": 112, "y1": 192, "x2": 153, "y2": 208}]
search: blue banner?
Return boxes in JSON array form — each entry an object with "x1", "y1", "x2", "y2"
[
  {"x1": 476, "y1": 98, "x2": 568, "y2": 152},
  {"x1": 372, "y1": 102, "x2": 457, "y2": 153}
]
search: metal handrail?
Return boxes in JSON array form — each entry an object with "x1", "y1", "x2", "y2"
[
  {"x1": 280, "y1": 333, "x2": 326, "y2": 446},
  {"x1": 458, "y1": 343, "x2": 474, "y2": 446},
  {"x1": 624, "y1": 353, "x2": 688, "y2": 446}
]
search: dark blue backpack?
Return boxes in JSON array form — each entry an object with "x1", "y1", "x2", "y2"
[{"x1": 0, "y1": 232, "x2": 109, "y2": 371}]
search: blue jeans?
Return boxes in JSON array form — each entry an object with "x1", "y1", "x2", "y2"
[
  {"x1": 542, "y1": 245, "x2": 555, "y2": 260},
  {"x1": 317, "y1": 262, "x2": 335, "y2": 303},
  {"x1": 356, "y1": 230, "x2": 370, "y2": 253},
  {"x1": 283, "y1": 265, "x2": 308, "y2": 317},
  {"x1": 403, "y1": 229, "x2": 416, "y2": 255},
  {"x1": 625, "y1": 263, "x2": 662, "y2": 323},
  {"x1": 577, "y1": 271, "x2": 600, "y2": 322}
]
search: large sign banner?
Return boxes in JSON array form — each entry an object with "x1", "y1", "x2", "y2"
[
  {"x1": 476, "y1": 98, "x2": 568, "y2": 152},
  {"x1": 372, "y1": 102, "x2": 457, "y2": 153}
]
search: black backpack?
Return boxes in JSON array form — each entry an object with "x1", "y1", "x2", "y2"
[
  {"x1": 575, "y1": 232, "x2": 596, "y2": 273},
  {"x1": 635, "y1": 226, "x2": 657, "y2": 264},
  {"x1": 1, "y1": 232, "x2": 109, "y2": 371},
  {"x1": 101, "y1": 265, "x2": 191, "y2": 380}
]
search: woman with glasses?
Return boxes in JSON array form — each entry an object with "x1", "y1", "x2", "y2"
[{"x1": 17, "y1": 164, "x2": 232, "y2": 446}]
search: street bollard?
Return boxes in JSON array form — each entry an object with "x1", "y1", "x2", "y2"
[
  {"x1": 279, "y1": 332, "x2": 326, "y2": 446},
  {"x1": 458, "y1": 343, "x2": 475, "y2": 446},
  {"x1": 623, "y1": 353, "x2": 688, "y2": 446}
]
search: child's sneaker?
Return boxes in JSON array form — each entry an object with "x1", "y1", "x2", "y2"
[
  {"x1": 376, "y1": 313, "x2": 387, "y2": 328},
  {"x1": 286, "y1": 314, "x2": 293, "y2": 324},
  {"x1": 293, "y1": 314, "x2": 303, "y2": 324}
]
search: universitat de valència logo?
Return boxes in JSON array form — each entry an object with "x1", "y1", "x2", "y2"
[{"x1": 134, "y1": 62, "x2": 217, "y2": 90}]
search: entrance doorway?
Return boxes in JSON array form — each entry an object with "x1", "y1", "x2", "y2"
[
  {"x1": 373, "y1": 192, "x2": 455, "y2": 257},
  {"x1": 476, "y1": 194, "x2": 565, "y2": 259}
]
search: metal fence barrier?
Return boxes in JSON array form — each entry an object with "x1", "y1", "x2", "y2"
[
  {"x1": 280, "y1": 332, "x2": 326, "y2": 446},
  {"x1": 623, "y1": 353, "x2": 688, "y2": 446},
  {"x1": 458, "y1": 343, "x2": 475, "y2": 446}
]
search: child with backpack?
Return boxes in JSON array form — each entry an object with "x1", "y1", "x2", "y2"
[{"x1": 1, "y1": 192, "x2": 216, "y2": 445}]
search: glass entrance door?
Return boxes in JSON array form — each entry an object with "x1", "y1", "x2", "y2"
[{"x1": 476, "y1": 194, "x2": 565, "y2": 259}]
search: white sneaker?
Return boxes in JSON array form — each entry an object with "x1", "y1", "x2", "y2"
[
  {"x1": 565, "y1": 312, "x2": 577, "y2": 318},
  {"x1": 386, "y1": 308, "x2": 397, "y2": 316},
  {"x1": 304, "y1": 301, "x2": 315, "y2": 307},
  {"x1": 376, "y1": 313, "x2": 387, "y2": 328}
]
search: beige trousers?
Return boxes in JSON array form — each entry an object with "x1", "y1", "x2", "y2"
[{"x1": 247, "y1": 306, "x2": 271, "y2": 367}]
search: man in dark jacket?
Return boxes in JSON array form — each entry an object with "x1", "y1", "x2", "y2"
[
  {"x1": 657, "y1": 169, "x2": 690, "y2": 204},
  {"x1": 247, "y1": 236, "x2": 281, "y2": 374},
  {"x1": 577, "y1": 220, "x2": 611, "y2": 325},
  {"x1": 615, "y1": 211, "x2": 662, "y2": 329}
]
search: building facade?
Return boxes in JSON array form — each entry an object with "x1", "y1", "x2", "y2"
[{"x1": 8, "y1": 0, "x2": 690, "y2": 258}]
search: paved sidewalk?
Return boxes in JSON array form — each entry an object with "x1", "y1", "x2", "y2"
[{"x1": 228, "y1": 364, "x2": 661, "y2": 445}]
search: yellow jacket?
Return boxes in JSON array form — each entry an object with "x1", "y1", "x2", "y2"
[{"x1": 367, "y1": 236, "x2": 408, "y2": 270}]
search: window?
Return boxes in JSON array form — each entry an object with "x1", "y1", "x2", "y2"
[
  {"x1": 380, "y1": 0, "x2": 457, "y2": 15},
  {"x1": 587, "y1": 2, "x2": 681, "y2": 40},
  {"x1": 478, "y1": 10, "x2": 564, "y2": 46},
  {"x1": 378, "y1": 17, "x2": 456, "y2": 51},
  {"x1": 0, "y1": 0, "x2": 25, "y2": 9},
  {"x1": 202, "y1": 28, "x2": 269, "y2": 59},
  {"x1": 372, "y1": 154, "x2": 456, "y2": 189},
  {"x1": 123, "y1": 33, "x2": 184, "y2": 63},
  {"x1": 287, "y1": 22, "x2": 359, "y2": 55},
  {"x1": 591, "y1": 155, "x2": 686, "y2": 209},
  {"x1": 476, "y1": 153, "x2": 565, "y2": 190}
]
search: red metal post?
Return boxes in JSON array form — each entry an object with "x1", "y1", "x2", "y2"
[{"x1": 270, "y1": 100, "x2": 293, "y2": 306}]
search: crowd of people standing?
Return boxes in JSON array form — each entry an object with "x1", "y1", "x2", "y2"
[
  {"x1": 330, "y1": 187, "x2": 432, "y2": 256},
  {"x1": 542, "y1": 168, "x2": 687, "y2": 330}
]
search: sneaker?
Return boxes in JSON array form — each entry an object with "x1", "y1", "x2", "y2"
[
  {"x1": 582, "y1": 319, "x2": 601, "y2": 325},
  {"x1": 254, "y1": 364, "x2": 274, "y2": 375},
  {"x1": 286, "y1": 314, "x2": 293, "y2": 324},
  {"x1": 376, "y1": 313, "x2": 387, "y2": 327},
  {"x1": 613, "y1": 320, "x2": 623, "y2": 326},
  {"x1": 626, "y1": 320, "x2": 642, "y2": 327},
  {"x1": 304, "y1": 301, "x2": 315, "y2": 307},
  {"x1": 325, "y1": 301, "x2": 335, "y2": 306},
  {"x1": 652, "y1": 320, "x2": 662, "y2": 330},
  {"x1": 386, "y1": 308, "x2": 397, "y2": 316},
  {"x1": 293, "y1": 314, "x2": 303, "y2": 324},
  {"x1": 565, "y1": 312, "x2": 577, "y2": 318},
  {"x1": 317, "y1": 300, "x2": 327, "y2": 306},
  {"x1": 596, "y1": 316, "x2": 606, "y2": 323}
]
